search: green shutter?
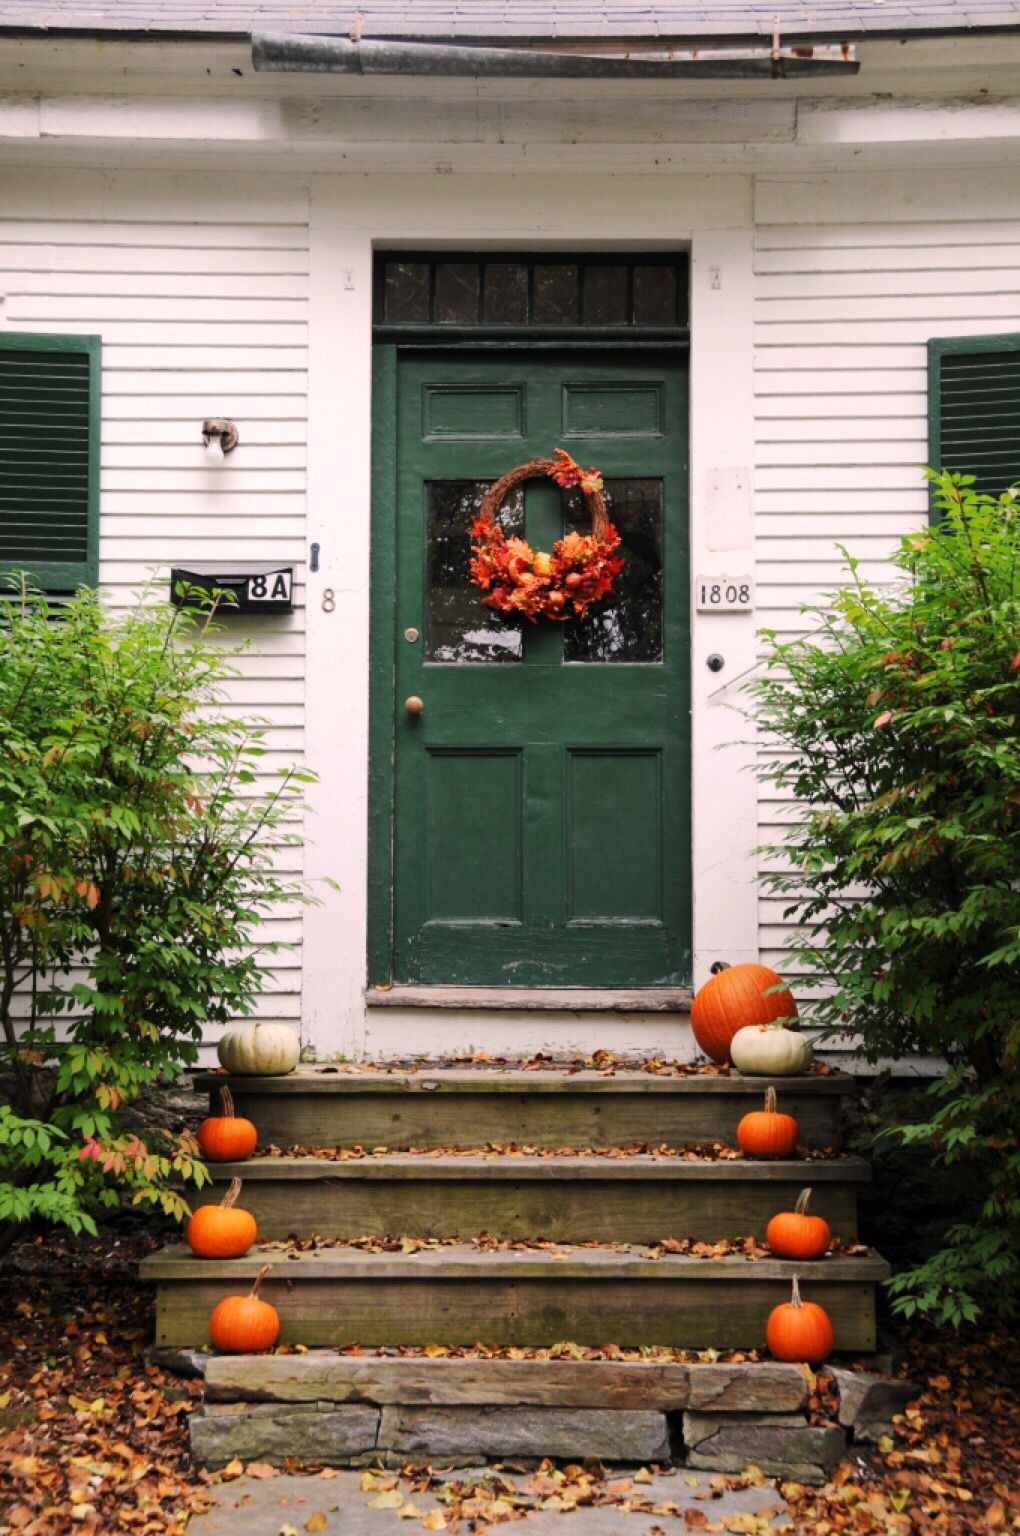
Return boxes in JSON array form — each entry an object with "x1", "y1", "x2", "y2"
[
  {"x1": 929, "y1": 333, "x2": 1020, "y2": 506},
  {"x1": 0, "y1": 332, "x2": 101, "y2": 590}
]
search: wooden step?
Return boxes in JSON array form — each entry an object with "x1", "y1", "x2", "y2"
[
  {"x1": 193, "y1": 1068, "x2": 851, "y2": 1151},
  {"x1": 208, "y1": 1154, "x2": 868, "y2": 1243},
  {"x1": 143, "y1": 1243, "x2": 889, "y2": 1352}
]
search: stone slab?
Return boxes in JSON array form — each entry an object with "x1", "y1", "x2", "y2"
[
  {"x1": 147, "y1": 1345, "x2": 209, "y2": 1378},
  {"x1": 202, "y1": 1353, "x2": 808, "y2": 1412},
  {"x1": 184, "y1": 1470, "x2": 790, "y2": 1535},
  {"x1": 683, "y1": 1411, "x2": 846, "y2": 1485},
  {"x1": 190, "y1": 1403, "x2": 380, "y2": 1468},
  {"x1": 380, "y1": 1404, "x2": 671, "y2": 1463},
  {"x1": 828, "y1": 1366, "x2": 920, "y2": 1442}
]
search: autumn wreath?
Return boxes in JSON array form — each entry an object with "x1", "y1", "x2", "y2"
[{"x1": 469, "y1": 449, "x2": 624, "y2": 623}]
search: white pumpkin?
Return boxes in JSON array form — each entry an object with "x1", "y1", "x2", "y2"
[
  {"x1": 217, "y1": 1022, "x2": 300, "y2": 1077},
  {"x1": 730, "y1": 1023, "x2": 813, "y2": 1077}
]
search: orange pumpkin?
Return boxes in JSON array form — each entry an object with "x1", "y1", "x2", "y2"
[
  {"x1": 766, "y1": 1276, "x2": 834, "y2": 1364},
  {"x1": 209, "y1": 1264, "x2": 280, "y2": 1354},
  {"x1": 766, "y1": 1187, "x2": 831, "y2": 1260},
  {"x1": 690, "y1": 963, "x2": 798, "y2": 1064},
  {"x1": 186, "y1": 1177, "x2": 257, "y2": 1259},
  {"x1": 737, "y1": 1086, "x2": 799, "y2": 1158},
  {"x1": 197, "y1": 1086, "x2": 258, "y2": 1163}
]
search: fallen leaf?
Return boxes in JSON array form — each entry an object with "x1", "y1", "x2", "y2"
[
  {"x1": 304, "y1": 1514, "x2": 329, "y2": 1533},
  {"x1": 367, "y1": 1489, "x2": 405, "y2": 1509}
]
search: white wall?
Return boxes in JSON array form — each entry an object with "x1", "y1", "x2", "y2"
[
  {"x1": 752, "y1": 168, "x2": 1020, "y2": 979},
  {"x1": 0, "y1": 169, "x2": 310, "y2": 1050}
]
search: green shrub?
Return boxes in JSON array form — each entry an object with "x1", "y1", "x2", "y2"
[
  {"x1": 752, "y1": 471, "x2": 1020, "y2": 1324},
  {"x1": 0, "y1": 583, "x2": 316, "y2": 1258}
]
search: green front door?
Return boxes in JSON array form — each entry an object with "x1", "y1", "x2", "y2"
[{"x1": 381, "y1": 346, "x2": 690, "y2": 988}]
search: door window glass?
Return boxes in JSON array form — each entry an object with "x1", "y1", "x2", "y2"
[
  {"x1": 434, "y1": 262, "x2": 481, "y2": 324},
  {"x1": 383, "y1": 261, "x2": 430, "y2": 322},
  {"x1": 425, "y1": 481, "x2": 524, "y2": 663},
  {"x1": 582, "y1": 265, "x2": 629, "y2": 326},
  {"x1": 563, "y1": 478, "x2": 663, "y2": 663}
]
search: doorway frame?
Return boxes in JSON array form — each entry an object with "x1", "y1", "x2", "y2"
[{"x1": 298, "y1": 179, "x2": 759, "y2": 1058}]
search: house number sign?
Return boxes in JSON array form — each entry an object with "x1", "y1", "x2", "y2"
[
  {"x1": 170, "y1": 563, "x2": 294, "y2": 614},
  {"x1": 695, "y1": 574, "x2": 754, "y2": 612}
]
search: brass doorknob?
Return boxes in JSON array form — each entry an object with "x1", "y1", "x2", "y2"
[{"x1": 404, "y1": 695, "x2": 424, "y2": 716}]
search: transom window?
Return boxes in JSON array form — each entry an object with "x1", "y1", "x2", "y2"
[{"x1": 375, "y1": 253, "x2": 688, "y2": 333}]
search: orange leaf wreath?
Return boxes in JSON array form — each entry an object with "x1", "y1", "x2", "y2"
[{"x1": 469, "y1": 449, "x2": 624, "y2": 623}]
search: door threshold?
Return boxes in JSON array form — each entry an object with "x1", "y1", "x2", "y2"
[{"x1": 365, "y1": 986, "x2": 692, "y2": 1012}]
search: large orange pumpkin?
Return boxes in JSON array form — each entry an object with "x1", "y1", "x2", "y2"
[
  {"x1": 766, "y1": 1276, "x2": 834, "y2": 1364},
  {"x1": 691, "y1": 963, "x2": 798, "y2": 1064},
  {"x1": 766, "y1": 1187, "x2": 831, "y2": 1260},
  {"x1": 186, "y1": 1177, "x2": 257, "y2": 1259},
  {"x1": 737, "y1": 1086, "x2": 799, "y2": 1158},
  {"x1": 209, "y1": 1264, "x2": 280, "y2": 1354},
  {"x1": 197, "y1": 1086, "x2": 258, "y2": 1163}
]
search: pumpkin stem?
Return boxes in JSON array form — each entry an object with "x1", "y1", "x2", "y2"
[
  {"x1": 764, "y1": 1085, "x2": 778, "y2": 1115},
  {"x1": 221, "y1": 1177, "x2": 242, "y2": 1209},
  {"x1": 790, "y1": 1275, "x2": 803, "y2": 1309},
  {"x1": 795, "y1": 1187, "x2": 812, "y2": 1215},
  {"x1": 250, "y1": 1263, "x2": 271, "y2": 1301},
  {"x1": 219, "y1": 1085, "x2": 235, "y2": 1119}
]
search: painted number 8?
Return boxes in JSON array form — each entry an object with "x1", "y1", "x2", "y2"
[{"x1": 321, "y1": 588, "x2": 336, "y2": 614}]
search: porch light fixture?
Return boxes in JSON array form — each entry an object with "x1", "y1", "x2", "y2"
[{"x1": 201, "y1": 418, "x2": 239, "y2": 464}]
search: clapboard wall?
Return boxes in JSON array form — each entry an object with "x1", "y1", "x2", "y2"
[
  {"x1": 752, "y1": 168, "x2": 1020, "y2": 979},
  {"x1": 0, "y1": 170, "x2": 309, "y2": 1050}
]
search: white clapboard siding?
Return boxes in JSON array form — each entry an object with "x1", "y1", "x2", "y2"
[
  {"x1": 0, "y1": 200, "x2": 309, "y2": 1040},
  {"x1": 753, "y1": 186, "x2": 1020, "y2": 983}
]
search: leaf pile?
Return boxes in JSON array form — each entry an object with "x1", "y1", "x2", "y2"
[
  {"x1": 355, "y1": 1461, "x2": 780, "y2": 1529},
  {"x1": 263, "y1": 1141, "x2": 846, "y2": 1163},
  {"x1": 0, "y1": 1232, "x2": 214, "y2": 1535},
  {"x1": 782, "y1": 1324, "x2": 1020, "y2": 1534},
  {"x1": 260, "y1": 1233, "x2": 868, "y2": 1263},
  {"x1": 329, "y1": 1339, "x2": 764, "y2": 1363}
]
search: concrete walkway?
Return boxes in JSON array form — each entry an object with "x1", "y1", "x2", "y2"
[{"x1": 186, "y1": 1468, "x2": 789, "y2": 1533}]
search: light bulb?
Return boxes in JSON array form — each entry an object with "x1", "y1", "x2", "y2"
[{"x1": 204, "y1": 434, "x2": 225, "y2": 466}]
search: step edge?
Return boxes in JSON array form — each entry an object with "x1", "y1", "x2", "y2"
[
  {"x1": 192, "y1": 1070, "x2": 854, "y2": 1096},
  {"x1": 142, "y1": 1244, "x2": 891, "y2": 1283},
  {"x1": 205, "y1": 1154, "x2": 871, "y2": 1182}
]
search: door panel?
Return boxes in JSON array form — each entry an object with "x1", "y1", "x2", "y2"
[
  {"x1": 425, "y1": 750, "x2": 523, "y2": 922},
  {"x1": 567, "y1": 750, "x2": 663, "y2": 923},
  {"x1": 388, "y1": 348, "x2": 690, "y2": 987}
]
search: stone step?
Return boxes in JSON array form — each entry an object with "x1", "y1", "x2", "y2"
[
  {"x1": 194, "y1": 1351, "x2": 811, "y2": 1412},
  {"x1": 193, "y1": 1067, "x2": 851, "y2": 1151},
  {"x1": 206, "y1": 1153, "x2": 868, "y2": 1243},
  {"x1": 143, "y1": 1242, "x2": 889, "y2": 1352}
]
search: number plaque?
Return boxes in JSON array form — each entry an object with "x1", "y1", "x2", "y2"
[{"x1": 694, "y1": 574, "x2": 753, "y2": 612}]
